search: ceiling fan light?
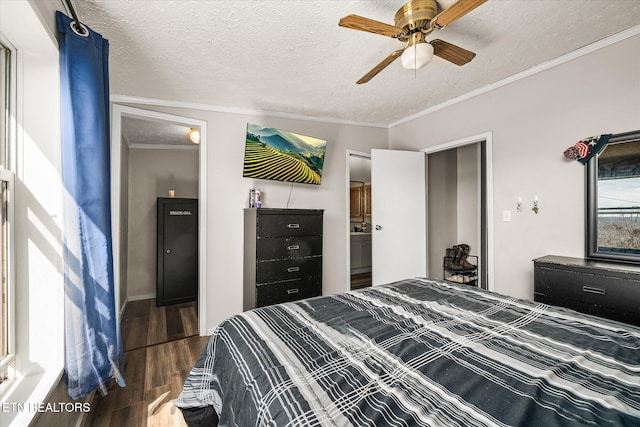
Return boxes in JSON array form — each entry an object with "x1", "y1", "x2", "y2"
[{"x1": 401, "y1": 42, "x2": 434, "y2": 70}]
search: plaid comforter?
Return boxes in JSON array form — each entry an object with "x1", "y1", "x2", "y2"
[{"x1": 176, "y1": 278, "x2": 640, "y2": 426}]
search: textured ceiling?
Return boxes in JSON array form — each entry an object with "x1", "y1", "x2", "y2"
[
  {"x1": 121, "y1": 116, "x2": 197, "y2": 147},
  {"x1": 76, "y1": 0, "x2": 640, "y2": 128}
]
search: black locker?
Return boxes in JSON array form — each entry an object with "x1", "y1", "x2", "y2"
[{"x1": 157, "y1": 197, "x2": 198, "y2": 306}]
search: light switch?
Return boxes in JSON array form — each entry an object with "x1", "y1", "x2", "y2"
[{"x1": 502, "y1": 210, "x2": 512, "y2": 222}]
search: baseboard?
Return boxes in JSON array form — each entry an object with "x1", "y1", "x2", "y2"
[{"x1": 127, "y1": 293, "x2": 156, "y2": 302}]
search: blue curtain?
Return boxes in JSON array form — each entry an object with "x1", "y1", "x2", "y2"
[{"x1": 56, "y1": 11, "x2": 125, "y2": 399}]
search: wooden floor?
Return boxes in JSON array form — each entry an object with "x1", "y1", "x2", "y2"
[
  {"x1": 351, "y1": 272, "x2": 372, "y2": 290},
  {"x1": 121, "y1": 299, "x2": 199, "y2": 350},
  {"x1": 87, "y1": 299, "x2": 208, "y2": 427}
]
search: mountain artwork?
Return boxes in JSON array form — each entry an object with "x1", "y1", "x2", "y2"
[{"x1": 243, "y1": 123, "x2": 327, "y2": 185}]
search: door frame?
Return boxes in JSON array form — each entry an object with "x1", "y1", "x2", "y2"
[
  {"x1": 111, "y1": 104, "x2": 208, "y2": 335},
  {"x1": 345, "y1": 150, "x2": 371, "y2": 292},
  {"x1": 420, "y1": 131, "x2": 494, "y2": 291}
]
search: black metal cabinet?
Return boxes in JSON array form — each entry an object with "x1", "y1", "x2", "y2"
[
  {"x1": 533, "y1": 255, "x2": 640, "y2": 326},
  {"x1": 244, "y1": 208, "x2": 323, "y2": 310},
  {"x1": 157, "y1": 197, "x2": 198, "y2": 306}
]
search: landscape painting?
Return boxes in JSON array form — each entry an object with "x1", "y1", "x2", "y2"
[{"x1": 243, "y1": 123, "x2": 327, "y2": 185}]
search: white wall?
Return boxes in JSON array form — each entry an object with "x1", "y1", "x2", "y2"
[
  {"x1": 427, "y1": 150, "x2": 457, "y2": 278},
  {"x1": 349, "y1": 156, "x2": 371, "y2": 183},
  {"x1": 456, "y1": 144, "x2": 479, "y2": 258},
  {"x1": 127, "y1": 147, "x2": 199, "y2": 299},
  {"x1": 390, "y1": 33, "x2": 640, "y2": 300},
  {"x1": 116, "y1": 107, "x2": 389, "y2": 331}
]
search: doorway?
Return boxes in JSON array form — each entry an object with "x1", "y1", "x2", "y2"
[
  {"x1": 346, "y1": 151, "x2": 372, "y2": 290},
  {"x1": 344, "y1": 132, "x2": 493, "y2": 293},
  {"x1": 111, "y1": 105, "x2": 208, "y2": 334},
  {"x1": 422, "y1": 132, "x2": 493, "y2": 290}
]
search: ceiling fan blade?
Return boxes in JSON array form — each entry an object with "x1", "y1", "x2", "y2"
[
  {"x1": 356, "y1": 49, "x2": 404, "y2": 84},
  {"x1": 430, "y1": 0, "x2": 487, "y2": 29},
  {"x1": 339, "y1": 14, "x2": 404, "y2": 38},
  {"x1": 431, "y1": 39, "x2": 476, "y2": 66}
]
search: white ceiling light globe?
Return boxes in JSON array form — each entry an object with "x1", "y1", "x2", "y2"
[{"x1": 401, "y1": 42, "x2": 434, "y2": 70}]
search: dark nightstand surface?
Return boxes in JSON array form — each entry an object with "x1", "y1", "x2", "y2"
[{"x1": 533, "y1": 255, "x2": 640, "y2": 275}]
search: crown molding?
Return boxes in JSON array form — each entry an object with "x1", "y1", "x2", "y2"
[
  {"x1": 110, "y1": 94, "x2": 388, "y2": 129},
  {"x1": 389, "y1": 25, "x2": 640, "y2": 128}
]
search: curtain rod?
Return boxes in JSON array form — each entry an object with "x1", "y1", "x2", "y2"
[{"x1": 64, "y1": 0, "x2": 88, "y2": 35}]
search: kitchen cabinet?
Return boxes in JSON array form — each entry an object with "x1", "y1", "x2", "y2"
[
  {"x1": 350, "y1": 185, "x2": 363, "y2": 219},
  {"x1": 350, "y1": 233, "x2": 372, "y2": 274},
  {"x1": 364, "y1": 184, "x2": 372, "y2": 218}
]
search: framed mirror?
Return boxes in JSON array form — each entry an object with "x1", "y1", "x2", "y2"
[{"x1": 586, "y1": 130, "x2": 640, "y2": 264}]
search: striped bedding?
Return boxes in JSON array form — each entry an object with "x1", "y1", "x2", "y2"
[{"x1": 176, "y1": 278, "x2": 640, "y2": 426}]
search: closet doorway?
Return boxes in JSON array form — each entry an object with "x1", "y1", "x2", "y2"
[{"x1": 422, "y1": 132, "x2": 493, "y2": 291}]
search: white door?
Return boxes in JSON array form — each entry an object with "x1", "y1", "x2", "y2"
[{"x1": 371, "y1": 149, "x2": 427, "y2": 286}]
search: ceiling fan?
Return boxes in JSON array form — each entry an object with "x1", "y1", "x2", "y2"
[{"x1": 339, "y1": 0, "x2": 487, "y2": 84}]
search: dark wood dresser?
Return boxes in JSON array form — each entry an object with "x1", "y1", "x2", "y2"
[
  {"x1": 243, "y1": 208, "x2": 323, "y2": 310},
  {"x1": 533, "y1": 255, "x2": 640, "y2": 326}
]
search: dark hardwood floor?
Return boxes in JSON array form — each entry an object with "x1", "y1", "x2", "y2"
[
  {"x1": 351, "y1": 272, "x2": 372, "y2": 290},
  {"x1": 87, "y1": 299, "x2": 208, "y2": 427},
  {"x1": 121, "y1": 299, "x2": 199, "y2": 350}
]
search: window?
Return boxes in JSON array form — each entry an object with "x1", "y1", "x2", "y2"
[
  {"x1": 0, "y1": 4, "x2": 65, "y2": 419},
  {"x1": 0, "y1": 38, "x2": 15, "y2": 385}
]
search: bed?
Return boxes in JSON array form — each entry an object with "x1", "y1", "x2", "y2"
[{"x1": 175, "y1": 278, "x2": 640, "y2": 426}]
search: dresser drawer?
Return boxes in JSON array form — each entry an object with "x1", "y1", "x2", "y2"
[
  {"x1": 558, "y1": 298, "x2": 640, "y2": 326},
  {"x1": 257, "y1": 213, "x2": 323, "y2": 237},
  {"x1": 535, "y1": 266, "x2": 640, "y2": 315},
  {"x1": 256, "y1": 277, "x2": 322, "y2": 307},
  {"x1": 244, "y1": 209, "x2": 324, "y2": 311},
  {"x1": 256, "y1": 235, "x2": 322, "y2": 261},
  {"x1": 257, "y1": 256, "x2": 321, "y2": 284}
]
